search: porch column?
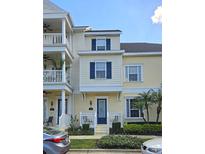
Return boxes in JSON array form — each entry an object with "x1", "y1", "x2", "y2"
[
  {"x1": 62, "y1": 52, "x2": 66, "y2": 83},
  {"x1": 62, "y1": 18, "x2": 66, "y2": 44},
  {"x1": 60, "y1": 90, "x2": 66, "y2": 128},
  {"x1": 61, "y1": 90, "x2": 65, "y2": 115}
]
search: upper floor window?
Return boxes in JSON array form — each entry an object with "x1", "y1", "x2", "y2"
[
  {"x1": 96, "y1": 39, "x2": 106, "y2": 51},
  {"x1": 90, "y1": 61, "x2": 112, "y2": 79},
  {"x1": 92, "y1": 38, "x2": 111, "y2": 51},
  {"x1": 126, "y1": 98, "x2": 142, "y2": 118},
  {"x1": 96, "y1": 62, "x2": 106, "y2": 79},
  {"x1": 125, "y1": 65, "x2": 143, "y2": 82}
]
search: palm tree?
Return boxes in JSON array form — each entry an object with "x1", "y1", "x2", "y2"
[
  {"x1": 151, "y1": 89, "x2": 162, "y2": 122},
  {"x1": 134, "y1": 89, "x2": 153, "y2": 123}
]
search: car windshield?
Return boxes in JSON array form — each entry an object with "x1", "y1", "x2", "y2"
[{"x1": 43, "y1": 127, "x2": 62, "y2": 135}]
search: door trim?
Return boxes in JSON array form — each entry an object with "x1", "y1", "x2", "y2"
[{"x1": 95, "y1": 96, "x2": 109, "y2": 125}]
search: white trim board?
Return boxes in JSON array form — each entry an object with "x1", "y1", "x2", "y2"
[
  {"x1": 43, "y1": 83, "x2": 73, "y2": 93},
  {"x1": 80, "y1": 85, "x2": 122, "y2": 92},
  {"x1": 123, "y1": 52, "x2": 162, "y2": 56},
  {"x1": 84, "y1": 31, "x2": 121, "y2": 36},
  {"x1": 78, "y1": 50, "x2": 124, "y2": 55},
  {"x1": 122, "y1": 87, "x2": 160, "y2": 94}
]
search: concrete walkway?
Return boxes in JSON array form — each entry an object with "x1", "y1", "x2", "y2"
[
  {"x1": 68, "y1": 149, "x2": 141, "y2": 154},
  {"x1": 70, "y1": 134, "x2": 158, "y2": 139}
]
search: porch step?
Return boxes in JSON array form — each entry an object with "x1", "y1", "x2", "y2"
[{"x1": 95, "y1": 125, "x2": 109, "y2": 135}]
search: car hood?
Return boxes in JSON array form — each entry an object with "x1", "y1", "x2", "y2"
[{"x1": 143, "y1": 137, "x2": 162, "y2": 149}]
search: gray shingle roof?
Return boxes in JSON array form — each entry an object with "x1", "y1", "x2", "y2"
[
  {"x1": 43, "y1": 0, "x2": 67, "y2": 14},
  {"x1": 120, "y1": 43, "x2": 162, "y2": 53}
]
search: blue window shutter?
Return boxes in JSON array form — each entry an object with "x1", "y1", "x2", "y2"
[
  {"x1": 90, "y1": 62, "x2": 95, "y2": 79},
  {"x1": 126, "y1": 99, "x2": 130, "y2": 117},
  {"x1": 91, "y1": 39, "x2": 96, "y2": 51},
  {"x1": 106, "y1": 62, "x2": 112, "y2": 79},
  {"x1": 106, "y1": 38, "x2": 111, "y2": 50}
]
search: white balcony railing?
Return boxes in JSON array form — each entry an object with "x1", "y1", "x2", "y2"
[
  {"x1": 43, "y1": 70, "x2": 71, "y2": 84},
  {"x1": 43, "y1": 70, "x2": 62, "y2": 83},
  {"x1": 43, "y1": 33, "x2": 72, "y2": 47},
  {"x1": 43, "y1": 33, "x2": 63, "y2": 45}
]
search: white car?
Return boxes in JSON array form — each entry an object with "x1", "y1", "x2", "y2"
[{"x1": 141, "y1": 137, "x2": 162, "y2": 154}]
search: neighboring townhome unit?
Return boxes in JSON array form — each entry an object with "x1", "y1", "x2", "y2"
[
  {"x1": 43, "y1": 0, "x2": 74, "y2": 129},
  {"x1": 43, "y1": 0, "x2": 162, "y2": 133}
]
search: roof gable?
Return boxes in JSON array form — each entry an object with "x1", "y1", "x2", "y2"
[{"x1": 43, "y1": 0, "x2": 67, "y2": 14}]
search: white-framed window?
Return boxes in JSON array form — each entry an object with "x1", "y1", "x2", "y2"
[
  {"x1": 95, "y1": 62, "x2": 106, "y2": 79},
  {"x1": 96, "y1": 39, "x2": 106, "y2": 51},
  {"x1": 126, "y1": 98, "x2": 142, "y2": 118},
  {"x1": 125, "y1": 65, "x2": 143, "y2": 82}
]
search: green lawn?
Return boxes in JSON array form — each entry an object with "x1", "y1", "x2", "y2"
[
  {"x1": 70, "y1": 138, "x2": 152, "y2": 149},
  {"x1": 70, "y1": 139, "x2": 98, "y2": 149}
]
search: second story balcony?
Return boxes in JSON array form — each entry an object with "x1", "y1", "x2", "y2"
[{"x1": 43, "y1": 52, "x2": 72, "y2": 93}]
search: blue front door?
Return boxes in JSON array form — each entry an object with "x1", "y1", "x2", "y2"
[{"x1": 97, "y1": 99, "x2": 107, "y2": 124}]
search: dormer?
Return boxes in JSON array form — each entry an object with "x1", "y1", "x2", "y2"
[{"x1": 78, "y1": 30, "x2": 124, "y2": 55}]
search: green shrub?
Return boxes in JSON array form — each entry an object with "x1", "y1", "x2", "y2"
[
  {"x1": 112, "y1": 122, "x2": 121, "y2": 134},
  {"x1": 67, "y1": 128, "x2": 94, "y2": 135},
  {"x1": 124, "y1": 124, "x2": 162, "y2": 135},
  {"x1": 97, "y1": 135, "x2": 144, "y2": 149},
  {"x1": 82, "y1": 124, "x2": 90, "y2": 130}
]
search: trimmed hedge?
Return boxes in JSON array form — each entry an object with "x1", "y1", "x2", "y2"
[
  {"x1": 82, "y1": 124, "x2": 90, "y2": 130},
  {"x1": 124, "y1": 124, "x2": 162, "y2": 135},
  {"x1": 67, "y1": 128, "x2": 94, "y2": 135},
  {"x1": 111, "y1": 122, "x2": 121, "y2": 134},
  {"x1": 97, "y1": 135, "x2": 144, "y2": 149}
]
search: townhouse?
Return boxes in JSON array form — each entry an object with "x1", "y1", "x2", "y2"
[{"x1": 43, "y1": 0, "x2": 162, "y2": 134}]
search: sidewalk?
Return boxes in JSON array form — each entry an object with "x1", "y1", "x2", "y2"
[
  {"x1": 69, "y1": 134, "x2": 158, "y2": 139},
  {"x1": 68, "y1": 149, "x2": 141, "y2": 154}
]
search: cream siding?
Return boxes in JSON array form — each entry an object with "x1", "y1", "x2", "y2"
[
  {"x1": 71, "y1": 32, "x2": 85, "y2": 93},
  {"x1": 123, "y1": 56, "x2": 162, "y2": 88},
  {"x1": 79, "y1": 55, "x2": 123, "y2": 87}
]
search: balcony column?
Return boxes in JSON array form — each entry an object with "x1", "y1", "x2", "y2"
[
  {"x1": 62, "y1": 18, "x2": 66, "y2": 44},
  {"x1": 62, "y1": 52, "x2": 66, "y2": 83}
]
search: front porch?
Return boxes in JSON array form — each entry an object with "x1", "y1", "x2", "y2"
[
  {"x1": 79, "y1": 111, "x2": 122, "y2": 135},
  {"x1": 43, "y1": 90, "x2": 72, "y2": 130},
  {"x1": 73, "y1": 92, "x2": 124, "y2": 134}
]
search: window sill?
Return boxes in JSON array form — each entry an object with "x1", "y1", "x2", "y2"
[
  {"x1": 124, "y1": 117, "x2": 143, "y2": 120},
  {"x1": 124, "y1": 81, "x2": 143, "y2": 83},
  {"x1": 94, "y1": 78, "x2": 107, "y2": 80}
]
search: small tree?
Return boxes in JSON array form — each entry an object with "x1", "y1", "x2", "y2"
[
  {"x1": 69, "y1": 115, "x2": 78, "y2": 131},
  {"x1": 133, "y1": 100, "x2": 147, "y2": 122},
  {"x1": 151, "y1": 89, "x2": 162, "y2": 122},
  {"x1": 134, "y1": 89, "x2": 153, "y2": 123}
]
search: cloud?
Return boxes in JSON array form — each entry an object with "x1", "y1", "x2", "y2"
[{"x1": 151, "y1": 6, "x2": 162, "y2": 24}]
